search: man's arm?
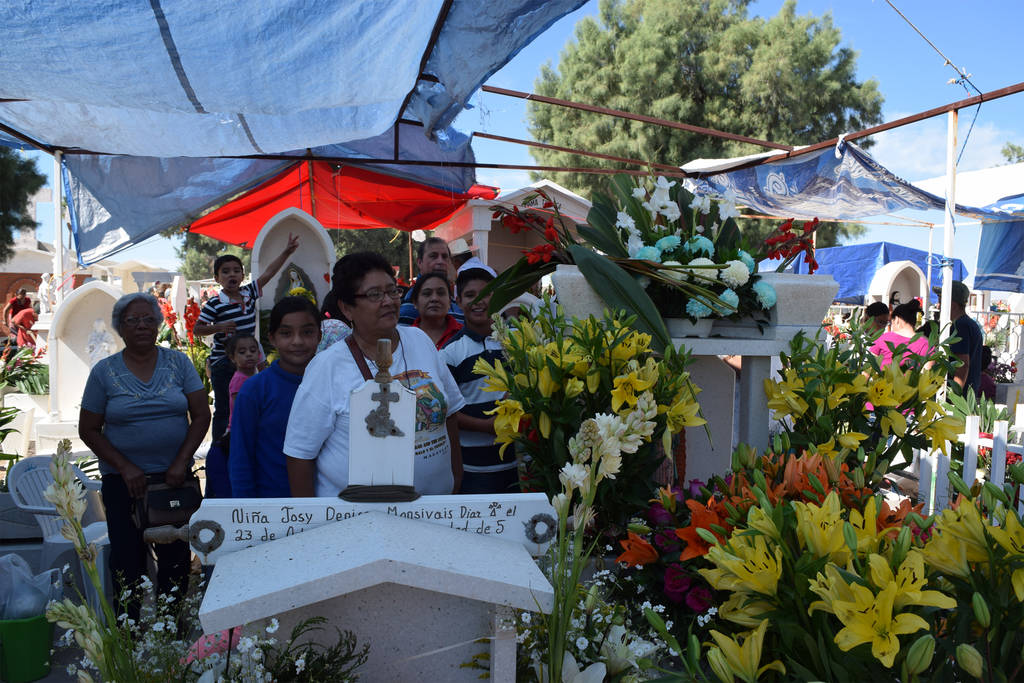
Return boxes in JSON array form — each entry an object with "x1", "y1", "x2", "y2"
[
  {"x1": 953, "y1": 353, "x2": 969, "y2": 389},
  {"x1": 256, "y1": 233, "x2": 300, "y2": 291},
  {"x1": 456, "y1": 412, "x2": 495, "y2": 435}
]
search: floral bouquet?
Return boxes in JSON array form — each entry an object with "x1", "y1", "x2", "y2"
[
  {"x1": 474, "y1": 301, "x2": 705, "y2": 535},
  {"x1": 482, "y1": 175, "x2": 820, "y2": 348},
  {"x1": 766, "y1": 329, "x2": 964, "y2": 479}
]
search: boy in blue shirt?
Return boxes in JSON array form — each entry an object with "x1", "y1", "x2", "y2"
[{"x1": 194, "y1": 234, "x2": 299, "y2": 441}]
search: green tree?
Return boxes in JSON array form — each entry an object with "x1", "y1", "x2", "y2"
[
  {"x1": 0, "y1": 149, "x2": 46, "y2": 263},
  {"x1": 527, "y1": 0, "x2": 881, "y2": 247},
  {"x1": 330, "y1": 228, "x2": 414, "y2": 281},
  {"x1": 172, "y1": 232, "x2": 250, "y2": 281},
  {"x1": 173, "y1": 226, "x2": 414, "y2": 281},
  {"x1": 1001, "y1": 142, "x2": 1024, "y2": 164}
]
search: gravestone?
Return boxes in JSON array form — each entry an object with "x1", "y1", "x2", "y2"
[
  {"x1": 684, "y1": 357, "x2": 736, "y2": 484},
  {"x1": 200, "y1": 512, "x2": 552, "y2": 683},
  {"x1": 251, "y1": 208, "x2": 334, "y2": 330},
  {"x1": 195, "y1": 339, "x2": 555, "y2": 681}
]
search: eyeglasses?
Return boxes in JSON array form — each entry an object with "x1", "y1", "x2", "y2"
[
  {"x1": 354, "y1": 286, "x2": 403, "y2": 303},
  {"x1": 123, "y1": 315, "x2": 158, "y2": 327}
]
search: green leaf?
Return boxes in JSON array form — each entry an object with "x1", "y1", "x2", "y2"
[
  {"x1": 576, "y1": 222, "x2": 627, "y2": 258},
  {"x1": 479, "y1": 258, "x2": 557, "y2": 314},
  {"x1": 568, "y1": 244, "x2": 670, "y2": 351}
]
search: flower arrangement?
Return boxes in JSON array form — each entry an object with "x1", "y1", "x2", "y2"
[
  {"x1": 0, "y1": 345, "x2": 48, "y2": 393},
  {"x1": 610, "y1": 431, "x2": 1024, "y2": 681},
  {"x1": 527, "y1": 404, "x2": 670, "y2": 682},
  {"x1": 765, "y1": 329, "x2": 964, "y2": 480},
  {"x1": 482, "y1": 175, "x2": 820, "y2": 347},
  {"x1": 158, "y1": 297, "x2": 211, "y2": 396},
  {"x1": 989, "y1": 358, "x2": 1017, "y2": 384},
  {"x1": 473, "y1": 301, "x2": 705, "y2": 534},
  {"x1": 287, "y1": 285, "x2": 316, "y2": 306},
  {"x1": 43, "y1": 439, "x2": 368, "y2": 682}
]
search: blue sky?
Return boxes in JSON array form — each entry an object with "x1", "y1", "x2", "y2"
[{"x1": 22, "y1": 0, "x2": 1024, "y2": 279}]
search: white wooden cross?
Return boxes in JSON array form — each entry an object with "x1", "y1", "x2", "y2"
[{"x1": 348, "y1": 338, "x2": 415, "y2": 487}]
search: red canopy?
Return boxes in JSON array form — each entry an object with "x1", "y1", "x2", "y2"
[{"x1": 190, "y1": 162, "x2": 498, "y2": 247}]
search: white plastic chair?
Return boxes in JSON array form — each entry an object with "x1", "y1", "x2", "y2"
[{"x1": 7, "y1": 455, "x2": 112, "y2": 616}]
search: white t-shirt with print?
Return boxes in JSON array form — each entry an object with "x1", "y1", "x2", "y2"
[{"x1": 284, "y1": 325, "x2": 465, "y2": 496}]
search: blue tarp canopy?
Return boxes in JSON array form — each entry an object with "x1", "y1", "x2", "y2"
[
  {"x1": 684, "y1": 142, "x2": 1019, "y2": 222},
  {"x1": 0, "y1": 1, "x2": 586, "y2": 263},
  {"x1": 790, "y1": 241, "x2": 968, "y2": 304}
]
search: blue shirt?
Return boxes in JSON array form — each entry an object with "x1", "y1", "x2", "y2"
[
  {"x1": 229, "y1": 361, "x2": 302, "y2": 497},
  {"x1": 81, "y1": 347, "x2": 205, "y2": 476},
  {"x1": 951, "y1": 314, "x2": 984, "y2": 393}
]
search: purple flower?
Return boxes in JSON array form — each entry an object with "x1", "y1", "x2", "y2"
[
  {"x1": 663, "y1": 564, "x2": 693, "y2": 604},
  {"x1": 653, "y1": 531, "x2": 681, "y2": 553},
  {"x1": 688, "y1": 479, "x2": 705, "y2": 498},
  {"x1": 647, "y1": 502, "x2": 672, "y2": 526},
  {"x1": 685, "y1": 585, "x2": 713, "y2": 612}
]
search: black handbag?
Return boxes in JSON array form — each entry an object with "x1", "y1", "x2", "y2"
[{"x1": 132, "y1": 474, "x2": 203, "y2": 529}]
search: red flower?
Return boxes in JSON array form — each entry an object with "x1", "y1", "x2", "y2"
[
  {"x1": 183, "y1": 298, "x2": 201, "y2": 345},
  {"x1": 544, "y1": 226, "x2": 558, "y2": 242},
  {"x1": 802, "y1": 217, "x2": 819, "y2": 233},
  {"x1": 524, "y1": 243, "x2": 556, "y2": 264},
  {"x1": 158, "y1": 297, "x2": 177, "y2": 327}
]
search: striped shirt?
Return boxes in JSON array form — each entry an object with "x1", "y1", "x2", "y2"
[
  {"x1": 197, "y1": 281, "x2": 261, "y2": 362},
  {"x1": 440, "y1": 327, "x2": 515, "y2": 473}
]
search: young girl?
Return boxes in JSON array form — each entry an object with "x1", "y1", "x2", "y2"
[
  {"x1": 229, "y1": 297, "x2": 321, "y2": 497},
  {"x1": 226, "y1": 333, "x2": 260, "y2": 424}
]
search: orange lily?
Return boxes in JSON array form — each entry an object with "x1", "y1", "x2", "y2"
[{"x1": 616, "y1": 531, "x2": 659, "y2": 566}]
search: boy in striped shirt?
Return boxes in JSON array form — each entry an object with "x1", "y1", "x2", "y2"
[
  {"x1": 441, "y1": 267, "x2": 518, "y2": 493},
  {"x1": 195, "y1": 234, "x2": 299, "y2": 441}
]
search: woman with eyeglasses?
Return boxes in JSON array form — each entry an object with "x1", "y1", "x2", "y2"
[
  {"x1": 79, "y1": 292, "x2": 210, "y2": 618},
  {"x1": 284, "y1": 252, "x2": 465, "y2": 497}
]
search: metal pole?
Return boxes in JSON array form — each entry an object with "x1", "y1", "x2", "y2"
[
  {"x1": 940, "y1": 111, "x2": 958, "y2": 338},
  {"x1": 52, "y1": 151, "x2": 65, "y2": 307},
  {"x1": 924, "y1": 225, "x2": 934, "y2": 319}
]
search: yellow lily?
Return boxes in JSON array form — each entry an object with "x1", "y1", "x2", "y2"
[
  {"x1": 793, "y1": 491, "x2": 849, "y2": 564},
  {"x1": 472, "y1": 356, "x2": 509, "y2": 393},
  {"x1": 538, "y1": 411, "x2": 552, "y2": 439},
  {"x1": 920, "y1": 530, "x2": 975, "y2": 579},
  {"x1": 610, "y1": 366, "x2": 656, "y2": 413},
  {"x1": 707, "y1": 620, "x2": 785, "y2": 683},
  {"x1": 867, "y1": 551, "x2": 956, "y2": 610},
  {"x1": 837, "y1": 431, "x2": 868, "y2": 450},
  {"x1": 586, "y1": 370, "x2": 601, "y2": 394},
  {"x1": 881, "y1": 409, "x2": 907, "y2": 438},
  {"x1": 988, "y1": 508, "x2": 1024, "y2": 556},
  {"x1": 564, "y1": 377, "x2": 584, "y2": 398},
  {"x1": 885, "y1": 363, "x2": 917, "y2": 405},
  {"x1": 746, "y1": 507, "x2": 781, "y2": 542},
  {"x1": 718, "y1": 593, "x2": 776, "y2": 629},
  {"x1": 921, "y1": 414, "x2": 965, "y2": 457},
  {"x1": 833, "y1": 582, "x2": 929, "y2": 668},
  {"x1": 700, "y1": 534, "x2": 783, "y2": 597},
  {"x1": 847, "y1": 496, "x2": 884, "y2": 555},
  {"x1": 866, "y1": 377, "x2": 899, "y2": 408},
  {"x1": 537, "y1": 365, "x2": 559, "y2": 398},
  {"x1": 485, "y1": 400, "x2": 525, "y2": 457},
  {"x1": 813, "y1": 438, "x2": 839, "y2": 459},
  {"x1": 808, "y1": 564, "x2": 860, "y2": 617}
]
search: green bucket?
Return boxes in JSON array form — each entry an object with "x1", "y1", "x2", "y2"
[{"x1": 0, "y1": 614, "x2": 53, "y2": 683}]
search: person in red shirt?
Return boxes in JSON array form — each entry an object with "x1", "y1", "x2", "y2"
[
  {"x1": 10, "y1": 306, "x2": 36, "y2": 347},
  {"x1": 3, "y1": 289, "x2": 31, "y2": 332}
]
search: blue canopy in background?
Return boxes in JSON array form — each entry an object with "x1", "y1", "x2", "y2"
[
  {"x1": 791, "y1": 241, "x2": 968, "y2": 304},
  {"x1": 0, "y1": 0, "x2": 587, "y2": 263}
]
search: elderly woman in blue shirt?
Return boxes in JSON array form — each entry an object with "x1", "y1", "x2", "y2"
[{"x1": 79, "y1": 292, "x2": 210, "y2": 617}]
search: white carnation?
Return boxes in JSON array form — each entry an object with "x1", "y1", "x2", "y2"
[
  {"x1": 615, "y1": 211, "x2": 636, "y2": 230},
  {"x1": 719, "y1": 259, "x2": 750, "y2": 287}
]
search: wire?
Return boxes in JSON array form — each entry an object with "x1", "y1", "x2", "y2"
[{"x1": 882, "y1": 1, "x2": 982, "y2": 165}]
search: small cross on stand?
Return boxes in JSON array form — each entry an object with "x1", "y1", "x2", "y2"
[
  {"x1": 366, "y1": 339, "x2": 404, "y2": 438},
  {"x1": 341, "y1": 337, "x2": 418, "y2": 502}
]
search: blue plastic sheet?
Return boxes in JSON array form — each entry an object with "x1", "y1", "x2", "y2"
[
  {"x1": 0, "y1": 0, "x2": 587, "y2": 262},
  {"x1": 791, "y1": 241, "x2": 968, "y2": 304}
]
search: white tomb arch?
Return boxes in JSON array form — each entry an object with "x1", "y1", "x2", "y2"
[
  {"x1": 865, "y1": 260, "x2": 926, "y2": 307},
  {"x1": 251, "y1": 208, "x2": 334, "y2": 328},
  {"x1": 49, "y1": 281, "x2": 123, "y2": 421}
]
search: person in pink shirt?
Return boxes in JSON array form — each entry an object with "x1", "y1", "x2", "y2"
[
  {"x1": 226, "y1": 333, "x2": 260, "y2": 423},
  {"x1": 870, "y1": 302, "x2": 931, "y2": 368}
]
